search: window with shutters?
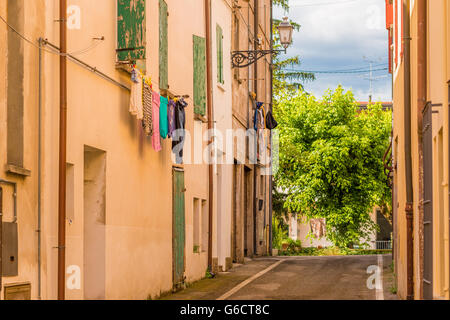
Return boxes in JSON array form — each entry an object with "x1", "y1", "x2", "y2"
[
  {"x1": 159, "y1": 0, "x2": 168, "y2": 90},
  {"x1": 117, "y1": 0, "x2": 146, "y2": 69},
  {"x1": 216, "y1": 24, "x2": 224, "y2": 84},
  {"x1": 193, "y1": 35, "x2": 206, "y2": 116}
]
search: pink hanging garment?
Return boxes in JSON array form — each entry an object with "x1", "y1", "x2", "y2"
[{"x1": 152, "y1": 91, "x2": 162, "y2": 152}]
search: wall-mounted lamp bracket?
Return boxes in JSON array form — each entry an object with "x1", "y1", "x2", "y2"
[{"x1": 231, "y1": 49, "x2": 285, "y2": 68}]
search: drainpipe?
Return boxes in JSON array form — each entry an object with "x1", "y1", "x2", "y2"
[
  {"x1": 57, "y1": 0, "x2": 67, "y2": 300},
  {"x1": 205, "y1": 0, "x2": 214, "y2": 271},
  {"x1": 268, "y1": 0, "x2": 273, "y2": 255},
  {"x1": 38, "y1": 37, "x2": 43, "y2": 300},
  {"x1": 417, "y1": 0, "x2": 427, "y2": 300},
  {"x1": 403, "y1": 0, "x2": 414, "y2": 300},
  {"x1": 253, "y1": 0, "x2": 259, "y2": 255}
]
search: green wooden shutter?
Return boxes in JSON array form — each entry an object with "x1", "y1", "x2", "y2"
[
  {"x1": 193, "y1": 35, "x2": 206, "y2": 116},
  {"x1": 172, "y1": 169, "x2": 186, "y2": 289},
  {"x1": 117, "y1": 0, "x2": 146, "y2": 63},
  {"x1": 216, "y1": 25, "x2": 224, "y2": 84},
  {"x1": 159, "y1": 0, "x2": 168, "y2": 90}
]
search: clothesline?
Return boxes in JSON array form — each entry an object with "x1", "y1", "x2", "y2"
[
  {"x1": 129, "y1": 66, "x2": 189, "y2": 163},
  {"x1": 131, "y1": 65, "x2": 195, "y2": 106}
]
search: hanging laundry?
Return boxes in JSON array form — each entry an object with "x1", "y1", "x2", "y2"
[
  {"x1": 159, "y1": 96, "x2": 169, "y2": 139},
  {"x1": 167, "y1": 99, "x2": 176, "y2": 138},
  {"x1": 253, "y1": 102, "x2": 266, "y2": 160},
  {"x1": 129, "y1": 68, "x2": 144, "y2": 120},
  {"x1": 152, "y1": 91, "x2": 162, "y2": 152},
  {"x1": 142, "y1": 82, "x2": 153, "y2": 136},
  {"x1": 172, "y1": 98, "x2": 188, "y2": 164},
  {"x1": 131, "y1": 67, "x2": 139, "y2": 83},
  {"x1": 265, "y1": 109, "x2": 278, "y2": 130},
  {"x1": 253, "y1": 102, "x2": 266, "y2": 131}
]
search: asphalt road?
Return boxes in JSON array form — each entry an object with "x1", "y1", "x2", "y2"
[
  {"x1": 162, "y1": 255, "x2": 397, "y2": 300},
  {"x1": 226, "y1": 255, "x2": 397, "y2": 300}
]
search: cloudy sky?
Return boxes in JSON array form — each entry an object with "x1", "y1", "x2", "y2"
[{"x1": 274, "y1": 0, "x2": 392, "y2": 102}]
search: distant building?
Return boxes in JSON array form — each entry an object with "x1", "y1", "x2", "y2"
[{"x1": 358, "y1": 101, "x2": 393, "y2": 111}]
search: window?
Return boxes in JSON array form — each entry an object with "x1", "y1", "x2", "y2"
[
  {"x1": 159, "y1": 0, "x2": 168, "y2": 90},
  {"x1": 117, "y1": 0, "x2": 146, "y2": 65},
  {"x1": 193, "y1": 198, "x2": 200, "y2": 252},
  {"x1": 193, "y1": 35, "x2": 206, "y2": 116},
  {"x1": 216, "y1": 24, "x2": 224, "y2": 84},
  {"x1": 193, "y1": 197, "x2": 208, "y2": 253},
  {"x1": 201, "y1": 200, "x2": 208, "y2": 252}
]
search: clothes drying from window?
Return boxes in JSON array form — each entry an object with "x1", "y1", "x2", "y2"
[
  {"x1": 265, "y1": 109, "x2": 278, "y2": 130},
  {"x1": 129, "y1": 70, "x2": 144, "y2": 120},
  {"x1": 254, "y1": 102, "x2": 266, "y2": 159},
  {"x1": 152, "y1": 91, "x2": 162, "y2": 152},
  {"x1": 253, "y1": 102, "x2": 266, "y2": 131},
  {"x1": 168, "y1": 99, "x2": 176, "y2": 138},
  {"x1": 160, "y1": 96, "x2": 169, "y2": 139},
  {"x1": 142, "y1": 82, "x2": 153, "y2": 136},
  {"x1": 172, "y1": 98, "x2": 188, "y2": 164}
]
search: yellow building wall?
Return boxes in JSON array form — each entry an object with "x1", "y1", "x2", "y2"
[
  {"x1": 1, "y1": 0, "x2": 221, "y2": 300},
  {"x1": 393, "y1": 0, "x2": 450, "y2": 300}
]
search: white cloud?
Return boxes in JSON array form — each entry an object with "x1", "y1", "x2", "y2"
[{"x1": 275, "y1": 0, "x2": 392, "y2": 101}]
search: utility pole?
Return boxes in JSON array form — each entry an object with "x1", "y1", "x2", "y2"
[{"x1": 362, "y1": 57, "x2": 387, "y2": 102}]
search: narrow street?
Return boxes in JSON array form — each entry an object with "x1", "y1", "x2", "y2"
[{"x1": 162, "y1": 255, "x2": 397, "y2": 300}]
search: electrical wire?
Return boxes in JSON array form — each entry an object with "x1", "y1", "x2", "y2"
[
  {"x1": 281, "y1": 67, "x2": 388, "y2": 74},
  {"x1": 0, "y1": 14, "x2": 103, "y2": 56},
  {"x1": 279, "y1": 63, "x2": 388, "y2": 73},
  {"x1": 288, "y1": 0, "x2": 362, "y2": 8}
]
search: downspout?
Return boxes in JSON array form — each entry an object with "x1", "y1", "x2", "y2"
[
  {"x1": 403, "y1": 0, "x2": 414, "y2": 300},
  {"x1": 38, "y1": 37, "x2": 43, "y2": 300},
  {"x1": 253, "y1": 0, "x2": 259, "y2": 255},
  {"x1": 205, "y1": 0, "x2": 214, "y2": 271},
  {"x1": 57, "y1": 0, "x2": 67, "y2": 300},
  {"x1": 417, "y1": 0, "x2": 427, "y2": 300},
  {"x1": 268, "y1": 0, "x2": 273, "y2": 255}
]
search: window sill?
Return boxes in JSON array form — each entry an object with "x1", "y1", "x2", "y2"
[
  {"x1": 217, "y1": 82, "x2": 226, "y2": 92},
  {"x1": 194, "y1": 113, "x2": 208, "y2": 123},
  {"x1": 5, "y1": 164, "x2": 31, "y2": 177}
]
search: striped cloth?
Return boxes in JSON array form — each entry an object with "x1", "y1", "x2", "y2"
[{"x1": 142, "y1": 82, "x2": 153, "y2": 136}]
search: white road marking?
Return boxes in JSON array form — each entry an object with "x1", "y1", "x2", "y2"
[
  {"x1": 216, "y1": 259, "x2": 285, "y2": 300},
  {"x1": 376, "y1": 254, "x2": 385, "y2": 300}
]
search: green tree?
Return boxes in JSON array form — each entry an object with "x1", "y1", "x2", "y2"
[{"x1": 274, "y1": 87, "x2": 392, "y2": 248}]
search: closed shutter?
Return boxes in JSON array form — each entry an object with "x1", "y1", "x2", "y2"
[
  {"x1": 117, "y1": 0, "x2": 146, "y2": 63},
  {"x1": 193, "y1": 35, "x2": 206, "y2": 116},
  {"x1": 423, "y1": 101, "x2": 433, "y2": 299},
  {"x1": 159, "y1": 0, "x2": 168, "y2": 90},
  {"x1": 217, "y1": 25, "x2": 224, "y2": 84}
]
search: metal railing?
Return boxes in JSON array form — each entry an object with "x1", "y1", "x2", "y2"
[{"x1": 375, "y1": 240, "x2": 392, "y2": 250}]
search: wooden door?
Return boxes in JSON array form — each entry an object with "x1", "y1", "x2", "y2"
[{"x1": 173, "y1": 168, "x2": 186, "y2": 289}]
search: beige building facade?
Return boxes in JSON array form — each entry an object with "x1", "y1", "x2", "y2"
[
  {"x1": 388, "y1": 0, "x2": 450, "y2": 300},
  {"x1": 231, "y1": 0, "x2": 273, "y2": 264},
  {"x1": 0, "y1": 0, "x2": 273, "y2": 300}
]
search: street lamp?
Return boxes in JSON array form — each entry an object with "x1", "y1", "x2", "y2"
[
  {"x1": 231, "y1": 16, "x2": 294, "y2": 68},
  {"x1": 277, "y1": 17, "x2": 294, "y2": 49}
]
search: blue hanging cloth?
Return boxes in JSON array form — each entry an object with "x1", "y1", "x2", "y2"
[{"x1": 254, "y1": 102, "x2": 264, "y2": 131}]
